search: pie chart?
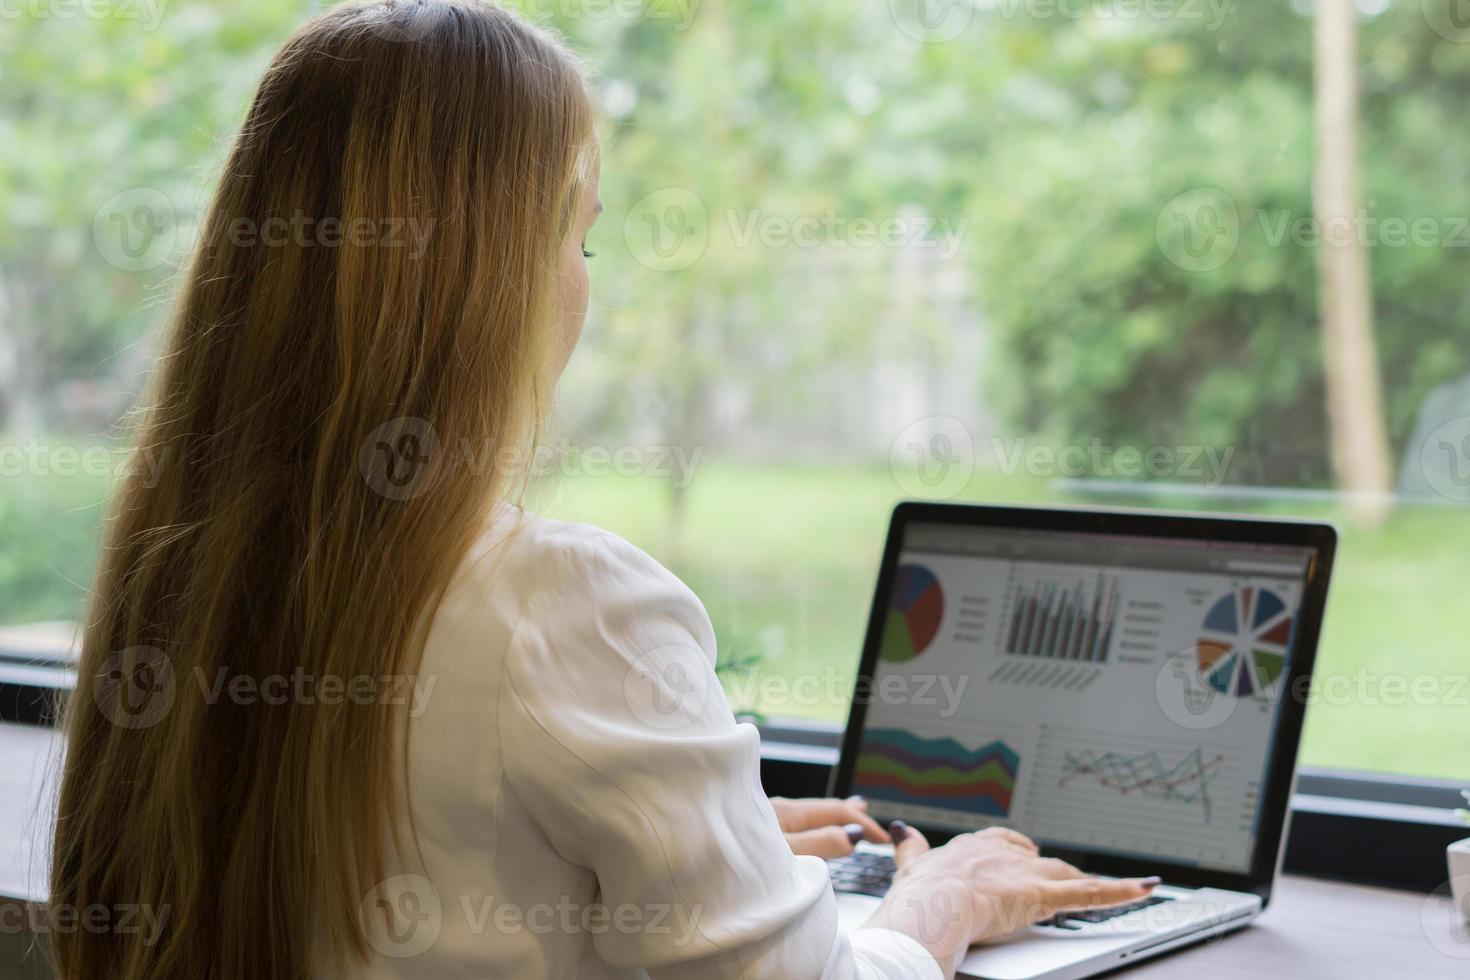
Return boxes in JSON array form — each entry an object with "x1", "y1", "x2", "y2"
[
  {"x1": 1196, "y1": 587, "x2": 1293, "y2": 699},
  {"x1": 880, "y1": 564, "x2": 944, "y2": 663}
]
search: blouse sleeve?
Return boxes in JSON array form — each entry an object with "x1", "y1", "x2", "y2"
[{"x1": 498, "y1": 525, "x2": 943, "y2": 980}]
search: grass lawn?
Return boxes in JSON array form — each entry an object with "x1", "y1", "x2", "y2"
[{"x1": 4, "y1": 447, "x2": 1466, "y2": 783}]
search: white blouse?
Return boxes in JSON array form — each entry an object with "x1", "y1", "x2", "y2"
[{"x1": 354, "y1": 509, "x2": 942, "y2": 980}]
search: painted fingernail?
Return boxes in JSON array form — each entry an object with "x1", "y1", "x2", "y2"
[
  {"x1": 1139, "y1": 876, "x2": 1162, "y2": 887},
  {"x1": 848, "y1": 794, "x2": 866, "y2": 804},
  {"x1": 844, "y1": 823, "x2": 865, "y2": 845},
  {"x1": 889, "y1": 820, "x2": 910, "y2": 844}
]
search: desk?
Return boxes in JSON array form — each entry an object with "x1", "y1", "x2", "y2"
[
  {"x1": 1125, "y1": 875, "x2": 1467, "y2": 978},
  {"x1": 2, "y1": 725, "x2": 1466, "y2": 976},
  {"x1": 0, "y1": 724, "x2": 55, "y2": 905}
]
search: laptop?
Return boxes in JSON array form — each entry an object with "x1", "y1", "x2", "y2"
[{"x1": 827, "y1": 502, "x2": 1336, "y2": 980}]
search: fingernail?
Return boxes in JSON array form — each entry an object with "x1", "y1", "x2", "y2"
[
  {"x1": 844, "y1": 823, "x2": 865, "y2": 845},
  {"x1": 848, "y1": 794, "x2": 866, "y2": 804},
  {"x1": 1139, "y1": 876, "x2": 1162, "y2": 887},
  {"x1": 888, "y1": 820, "x2": 909, "y2": 844}
]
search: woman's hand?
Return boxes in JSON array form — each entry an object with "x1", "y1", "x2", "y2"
[
  {"x1": 861, "y1": 824, "x2": 1158, "y2": 978},
  {"x1": 769, "y1": 796, "x2": 890, "y2": 859}
]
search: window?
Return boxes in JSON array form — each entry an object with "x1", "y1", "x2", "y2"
[{"x1": 3, "y1": 1, "x2": 1467, "y2": 788}]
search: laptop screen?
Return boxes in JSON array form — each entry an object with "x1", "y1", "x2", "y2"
[{"x1": 849, "y1": 519, "x2": 1317, "y2": 874}]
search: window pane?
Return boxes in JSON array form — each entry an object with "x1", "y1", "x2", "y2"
[{"x1": 3, "y1": 1, "x2": 1466, "y2": 783}]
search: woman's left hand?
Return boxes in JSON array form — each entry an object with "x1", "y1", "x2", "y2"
[{"x1": 769, "y1": 796, "x2": 891, "y2": 859}]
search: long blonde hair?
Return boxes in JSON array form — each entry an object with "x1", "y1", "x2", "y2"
[{"x1": 49, "y1": 3, "x2": 593, "y2": 977}]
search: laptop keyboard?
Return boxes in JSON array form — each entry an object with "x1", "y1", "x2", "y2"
[
  {"x1": 828, "y1": 851, "x2": 897, "y2": 897},
  {"x1": 1041, "y1": 895, "x2": 1173, "y2": 929},
  {"x1": 829, "y1": 852, "x2": 1175, "y2": 929}
]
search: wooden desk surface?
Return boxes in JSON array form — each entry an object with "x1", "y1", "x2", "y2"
[
  {"x1": 3, "y1": 724, "x2": 1467, "y2": 976},
  {"x1": 1125, "y1": 875, "x2": 1468, "y2": 978},
  {"x1": 0, "y1": 724, "x2": 57, "y2": 905}
]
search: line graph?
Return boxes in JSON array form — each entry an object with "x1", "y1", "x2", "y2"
[
  {"x1": 1024, "y1": 724, "x2": 1260, "y2": 869},
  {"x1": 1058, "y1": 746, "x2": 1224, "y2": 822}
]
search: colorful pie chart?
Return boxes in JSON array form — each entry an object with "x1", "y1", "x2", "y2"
[
  {"x1": 1196, "y1": 586, "x2": 1293, "y2": 699},
  {"x1": 880, "y1": 564, "x2": 944, "y2": 663}
]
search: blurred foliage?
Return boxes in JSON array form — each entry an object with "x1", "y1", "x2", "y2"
[
  {"x1": 953, "y1": 3, "x2": 1470, "y2": 484},
  {"x1": 4, "y1": 1, "x2": 1468, "y2": 476}
]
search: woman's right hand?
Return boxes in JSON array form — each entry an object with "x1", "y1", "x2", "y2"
[{"x1": 859, "y1": 823, "x2": 1159, "y2": 978}]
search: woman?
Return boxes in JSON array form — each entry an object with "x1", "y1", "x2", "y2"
[{"x1": 49, "y1": 2, "x2": 1154, "y2": 978}]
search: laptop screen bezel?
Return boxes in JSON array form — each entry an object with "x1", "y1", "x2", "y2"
[{"x1": 829, "y1": 500, "x2": 1338, "y2": 903}]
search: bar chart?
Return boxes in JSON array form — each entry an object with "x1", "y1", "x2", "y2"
[{"x1": 1003, "y1": 570, "x2": 1120, "y2": 662}]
